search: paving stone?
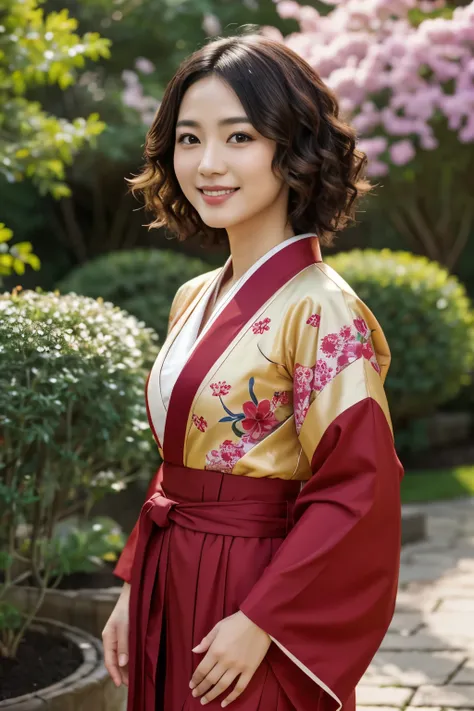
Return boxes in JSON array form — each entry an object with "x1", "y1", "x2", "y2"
[
  {"x1": 388, "y1": 613, "x2": 423, "y2": 635},
  {"x1": 380, "y1": 631, "x2": 461, "y2": 651},
  {"x1": 438, "y1": 599, "x2": 474, "y2": 613},
  {"x1": 362, "y1": 651, "x2": 465, "y2": 686},
  {"x1": 356, "y1": 686, "x2": 414, "y2": 707},
  {"x1": 410, "y1": 553, "x2": 462, "y2": 568},
  {"x1": 395, "y1": 591, "x2": 439, "y2": 614},
  {"x1": 399, "y1": 565, "x2": 450, "y2": 586},
  {"x1": 452, "y1": 660, "x2": 474, "y2": 684},
  {"x1": 410, "y1": 685, "x2": 474, "y2": 707},
  {"x1": 424, "y1": 613, "x2": 474, "y2": 641}
]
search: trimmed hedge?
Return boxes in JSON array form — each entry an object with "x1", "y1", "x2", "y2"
[
  {"x1": 326, "y1": 249, "x2": 474, "y2": 423},
  {"x1": 57, "y1": 249, "x2": 212, "y2": 341}
]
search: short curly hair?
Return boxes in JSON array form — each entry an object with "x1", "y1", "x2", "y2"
[{"x1": 128, "y1": 32, "x2": 371, "y2": 247}]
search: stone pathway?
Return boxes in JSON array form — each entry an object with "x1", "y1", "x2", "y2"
[{"x1": 358, "y1": 498, "x2": 474, "y2": 711}]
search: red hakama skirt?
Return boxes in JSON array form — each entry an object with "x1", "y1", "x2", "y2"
[{"x1": 127, "y1": 462, "x2": 322, "y2": 711}]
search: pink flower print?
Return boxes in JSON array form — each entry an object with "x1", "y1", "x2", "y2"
[
  {"x1": 252, "y1": 317, "x2": 271, "y2": 335},
  {"x1": 294, "y1": 398, "x2": 310, "y2": 434},
  {"x1": 362, "y1": 340, "x2": 375, "y2": 361},
  {"x1": 306, "y1": 313, "x2": 321, "y2": 328},
  {"x1": 339, "y1": 325, "x2": 352, "y2": 340},
  {"x1": 338, "y1": 339, "x2": 363, "y2": 369},
  {"x1": 192, "y1": 414, "x2": 208, "y2": 432},
  {"x1": 313, "y1": 360, "x2": 334, "y2": 392},
  {"x1": 241, "y1": 399, "x2": 279, "y2": 442},
  {"x1": 320, "y1": 332, "x2": 341, "y2": 357},
  {"x1": 205, "y1": 439, "x2": 246, "y2": 474},
  {"x1": 293, "y1": 365, "x2": 313, "y2": 395},
  {"x1": 353, "y1": 318, "x2": 369, "y2": 338},
  {"x1": 293, "y1": 363, "x2": 314, "y2": 434},
  {"x1": 210, "y1": 381, "x2": 231, "y2": 397},
  {"x1": 371, "y1": 358, "x2": 381, "y2": 374},
  {"x1": 271, "y1": 391, "x2": 290, "y2": 409}
]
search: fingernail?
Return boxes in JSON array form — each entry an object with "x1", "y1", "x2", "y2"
[
  {"x1": 119, "y1": 654, "x2": 128, "y2": 666},
  {"x1": 189, "y1": 681, "x2": 195, "y2": 689},
  {"x1": 201, "y1": 698, "x2": 208, "y2": 705}
]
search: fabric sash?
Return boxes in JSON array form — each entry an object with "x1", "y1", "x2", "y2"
[{"x1": 127, "y1": 463, "x2": 301, "y2": 711}]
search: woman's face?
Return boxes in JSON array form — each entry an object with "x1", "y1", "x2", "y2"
[{"x1": 173, "y1": 75, "x2": 287, "y2": 231}]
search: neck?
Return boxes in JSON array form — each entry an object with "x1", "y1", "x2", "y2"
[{"x1": 225, "y1": 205, "x2": 294, "y2": 283}]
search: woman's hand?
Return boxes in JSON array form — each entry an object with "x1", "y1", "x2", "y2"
[
  {"x1": 102, "y1": 582, "x2": 131, "y2": 687},
  {"x1": 190, "y1": 611, "x2": 271, "y2": 707}
]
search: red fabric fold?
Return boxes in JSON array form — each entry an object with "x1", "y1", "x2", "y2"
[
  {"x1": 126, "y1": 463, "x2": 301, "y2": 711},
  {"x1": 113, "y1": 466, "x2": 163, "y2": 582},
  {"x1": 240, "y1": 398, "x2": 403, "y2": 711}
]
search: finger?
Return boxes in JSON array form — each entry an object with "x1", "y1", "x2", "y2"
[
  {"x1": 200, "y1": 669, "x2": 239, "y2": 704},
  {"x1": 221, "y1": 672, "x2": 252, "y2": 707},
  {"x1": 191, "y1": 663, "x2": 226, "y2": 698},
  {"x1": 192, "y1": 624, "x2": 219, "y2": 654},
  {"x1": 102, "y1": 629, "x2": 122, "y2": 687},
  {"x1": 117, "y1": 624, "x2": 129, "y2": 685},
  {"x1": 190, "y1": 651, "x2": 218, "y2": 689}
]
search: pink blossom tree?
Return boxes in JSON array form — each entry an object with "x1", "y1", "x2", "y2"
[{"x1": 265, "y1": 0, "x2": 474, "y2": 268}]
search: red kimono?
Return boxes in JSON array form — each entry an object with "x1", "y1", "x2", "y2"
[{"x1": 114, "y1": 234, "x2": 403, "y2": 710}]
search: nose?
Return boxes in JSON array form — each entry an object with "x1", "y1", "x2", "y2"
[{"x1": 198, "y1": 141, "x2": 227, "y2": 176}]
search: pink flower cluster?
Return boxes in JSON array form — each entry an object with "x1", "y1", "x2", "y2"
[
  {"x1": 293, "y1": 317, "x2": 380, "y2": 432},
  {"x1": 267, "y1": 0, "x2": 474, "y2": 174}
]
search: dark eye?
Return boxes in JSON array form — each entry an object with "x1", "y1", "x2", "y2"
[
  {"x1": 177, "y1": 134, "x2": 199, "y2": 145},
  {"x1": 229, "y1": 133, "x2": 252, "y2": 143}
]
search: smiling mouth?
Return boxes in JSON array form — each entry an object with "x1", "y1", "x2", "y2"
[{"x1": 198, "y1": 188, "x2": 240, "y2": 196}]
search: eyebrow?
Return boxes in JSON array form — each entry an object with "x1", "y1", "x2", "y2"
[{"x1": 176, "y1": 116, "x2": 251, "y2": 128}]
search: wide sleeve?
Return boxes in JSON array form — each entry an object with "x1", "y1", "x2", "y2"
[
  {"x1": 113, "y1": 284, "x2": 187, "y2": 583},
  {"x1": 239, "y1": 290, "x2": 403, "y2": 711}
]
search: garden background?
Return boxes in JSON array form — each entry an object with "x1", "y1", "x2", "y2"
[{"x1": 2, "y1": 0, "x2": 474, "y2": 706}]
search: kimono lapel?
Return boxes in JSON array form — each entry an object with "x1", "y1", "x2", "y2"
[
  {"x1": 146, "y1": 268, "x2": 222, "y2": 448},
  {"x1": 164, "y1": 235, "x2": 322, "y2": 465}
]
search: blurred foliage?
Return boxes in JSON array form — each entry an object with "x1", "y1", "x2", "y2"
[
  {"x1": 374, "y1": 122, "x2": 474, "y2": 272},
  {"x1": 0, "y1": 288, "x2": 159, "y2": 656},
  {"x1": 48, "y1": 516, "x2": 126, "y2": 576},
  {"x1": 0, "y1": 0, "x2": 314, "y2": 275},
  {"x1": 326, "y1": 249, "x2": 474, "y2": 423},
  {"x1": 57, "y1": 248, "x2": 212, "y2": 341},
  {"x1": 0, "y1": 225, "x2": 40, "y2": 285},
  {"x1": 0, "y1": 0, "x2": 110, "y2": 253}
]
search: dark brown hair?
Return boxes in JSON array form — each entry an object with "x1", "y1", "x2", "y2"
[{"x1": 128, "y1": 32, "x2": 371, "y2": 246}]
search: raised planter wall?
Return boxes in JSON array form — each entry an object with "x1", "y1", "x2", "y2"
[
  {"x1": 0, "y1": 619, "x2": 126, "y2": 711},
  {"x1": 4, "y1": 586, "x2": 121, "y2": 640}
]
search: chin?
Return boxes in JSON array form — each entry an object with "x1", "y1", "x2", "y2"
[{"x1": 198, "y1": 213, "x2": 241, "y2": 230}]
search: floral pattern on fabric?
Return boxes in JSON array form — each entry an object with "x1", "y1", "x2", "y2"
[
  {"x1": 205, "y1": 439, "x2": 250, "y2": 474},
  {"x1": 294, "y1": 317, "x2": 380, "y2": 433},
  {"x1": 192, "y1": 414, "x2": 208, "y2": 432},
  {"x1": 205, "y1": 377, "x2": 290, "y2": 472},
  {"x1": 210, "y1": 381, "x2": 231, "y2": 397},
  {"x1": 306, "y1": 313, "x2": 321, "y2": 328},
  {"x1": 252, "y1": 317, "x2": 271, "y2": 334}
]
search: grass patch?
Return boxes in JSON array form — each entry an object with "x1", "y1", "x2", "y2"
[{"x1": 402, "y1": 465, "x2": 474, "y2": 503}]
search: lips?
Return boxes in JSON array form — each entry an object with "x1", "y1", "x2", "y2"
[{"x1": 198, "y1": 186, "x2": 239, "y2": 191}]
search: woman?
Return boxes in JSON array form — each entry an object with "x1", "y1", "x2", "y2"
[{"x1": 102, "y1": 33, "x2": 403, "y2": 711}]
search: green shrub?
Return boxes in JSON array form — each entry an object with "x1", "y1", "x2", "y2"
[
  {"x1": 0, "y1": 289, "x2": 159, "y2": 657},
  {"x1": 57, "y1": 249, "x2": 212, "y2": 341},
  {"x1": 326, "y1": 249, "x2": 474, "y2": 423}
]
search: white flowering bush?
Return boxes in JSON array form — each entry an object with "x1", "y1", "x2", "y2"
[
  {"x1": 266, "y1": 0, "x2": 474, "y2": 269},
  {"x1": 0, "y1": 288, "x2": 159, "y2": 658}
]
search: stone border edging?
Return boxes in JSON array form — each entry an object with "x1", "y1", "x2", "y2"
[
  {"x1": 401, "y1": 505, "x2": 426, "y2": 546},
  {"x1": 0, "y1": 618, "x2": 126, "y2": 710}
]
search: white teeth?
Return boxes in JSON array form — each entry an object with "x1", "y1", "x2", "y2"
[{"x1": 202, "y1": 189, "x2": 237, "y2": 196}]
